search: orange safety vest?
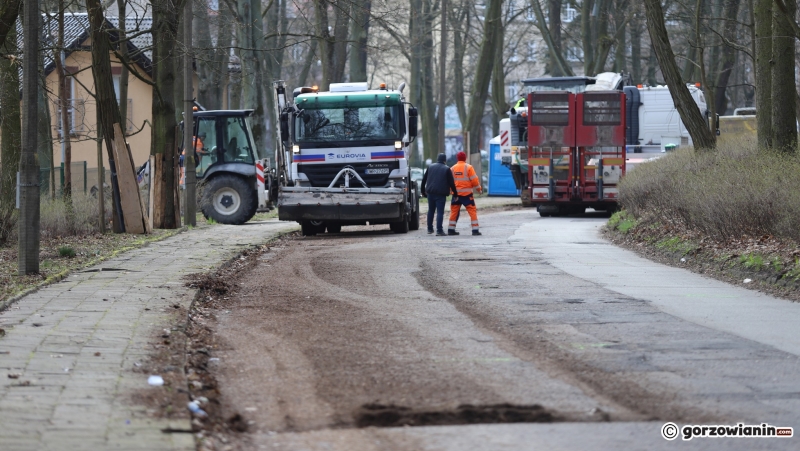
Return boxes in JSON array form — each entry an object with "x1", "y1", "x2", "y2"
[{"x1": 451, "y1": 161, "x2": 480, "y2": 196}]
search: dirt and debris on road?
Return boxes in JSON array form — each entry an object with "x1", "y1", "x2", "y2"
[{"x1": 162, "y1": 209, "x2": 800, "y2": 451}]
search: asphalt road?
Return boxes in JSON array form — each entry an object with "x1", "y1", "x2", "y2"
[{"x1": 203, "y1": 209, "x2": 800, "y2": 450}]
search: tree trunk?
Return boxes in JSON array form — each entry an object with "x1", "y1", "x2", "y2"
[
  {"x1": 646, "y1": 43, "x2": 658, "y2": 86},
  {"x1": 420, "y1": 0, "x2": 438, "y2": 160},
  {"x1": 409, "y1": 0, "x2": 423, "y2": 161},
  {"x1": 450, "y1": 3, "x2": 468, "y2": 127},
  {"x1": 349, "y1": 1, "x2": 370, "y2": 82},
  {"x1": 529, "y1": 0, "x2": 573, "y2": 76},
  {"x1": 195, "y1": 1, "x2": 231, "y2": 110},
  {"x1": 589, "y1": 0, "x2": 614, "y2": 75},
  {"x1": 581, "y1": 0, "x2": 594, "y2": 74},
  {"x1": 314, "y1": 0, "x2": 349, "y2": 90},
  {"x1": 298, "y1": 40, "x2": 318, "y2": 86},
  {"x1": 643, "y1": 0, "x2": 716, "y2": 150},
  {"x1": 118, "y1": 0, "x2": 128, "y2": 134},
  {"x1": 491, "y1": 23, "x2": 506, "y2": 122},
  {"x1": 630, "y1": 4, "x2": 643, "y2": 83},
  {"x1": 754, "y1": 0, "x2": 772, "y2": 148},
  {"x1": 150, "y1": 0, "x2": 183, "y2": 229},
  {"x1": 771, "y1": 0, "x2": 797, "y2": 151},
  {"x1": 612, "y1": 0, "x2": 628, "y2": 73},
  {"x1": 548, "y1": 0, "x2": 565, "y2": 76},
  {"x1": 0, "y1": 0, "x2": 20, "y2": 49},
  {"x1": 713, "y1": 0, "x2": 740, "y2": 115},
  {"x1": 0, "y1": 14, "x2": 20, "y2": 244},
  {"x1": 19, "y1": 0, "x2": 40, "y2": 274},
  {"x1": 37, "y1": 53, "x2": 53, "y2": 199},
  {"x1": 465, "y1": 0, "x2": 502, "y2": 156},
  {"x1": 56, "y1": 2, "x2": 73, "y2": 201},
  {"x1": 237, "y1": 0, "x2": 268, "y2": 159}
]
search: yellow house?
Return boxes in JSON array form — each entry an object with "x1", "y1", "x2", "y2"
[{"x1": 40, "y1": 14, "x2": 154, "y2": 191}]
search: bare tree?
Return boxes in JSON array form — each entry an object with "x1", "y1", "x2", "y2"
[
  {"x1": 465, "y1": 0, "x2": 502, "y2": 156},
  {"x1": 643, "y1": 0, "x2": 716, "y2": 150},
  {"x1": 150, "y1": 0, "x2": 184, "y2": 229},
  {"x1": 55, "y1": 0, "x2": 74, "y2": 202},
  {"x1": 350, "y1": 1, "x2": 371, "y2": 82},
  {"x1": 754, "y1": 0, "x2": 772, "y2": 147},
  {"x1": 528, "y1": 0, "x2": 573, "y2": 76},
  {"x1": 19, "y1": 0, "x2": 41, "y2": 274},
  {"x1": 771, "y1": 0, "x2": 797, "y2": 151},
  {"x1": 0, "y1": 1, "x2": 21, "y2": 244},
  {"x1": 314, "y1": 0, "x2": 350, "y2": 90}
]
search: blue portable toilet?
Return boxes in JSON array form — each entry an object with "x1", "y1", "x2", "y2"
[{"x1": 487, "y1": 136, "x2": 518, "y2": 196}]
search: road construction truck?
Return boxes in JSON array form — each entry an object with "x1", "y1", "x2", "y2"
[
  {"x1": 507, "y1": 74, "x2": 619, "y2": 208},
  {"x1": 272, "y1": 81, "x2": 420, "y2": 236},
  {"x1": 527, "y1": 90, "x2": 626, "y2": 216}
]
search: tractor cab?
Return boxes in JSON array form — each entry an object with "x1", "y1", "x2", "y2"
[
  {"x1": 186, "y1": 110, "x2": 258, "y2": 180},
  {"x1": 179, "y1": 109, "x2": 270, "y2": 225}
]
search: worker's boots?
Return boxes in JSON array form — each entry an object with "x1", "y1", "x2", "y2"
[
  {"x1": 448, "y1": 230, "x2": 460, "y2": 236},
  {"x1": 472, "y1": 230, "x2": 482, "y2": 236}
]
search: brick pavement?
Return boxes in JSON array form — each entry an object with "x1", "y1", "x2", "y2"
[{"x1": 0, "y1": 220, "x2": 296, "y2": 451}]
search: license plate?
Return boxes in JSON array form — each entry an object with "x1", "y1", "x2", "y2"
[{"x1": 365, "y1": 168, "x2": 390, "y2": 174}]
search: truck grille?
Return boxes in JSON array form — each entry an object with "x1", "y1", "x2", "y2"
[{"x1": 298, "y1": 161, "x2": 400, "y2": 188}]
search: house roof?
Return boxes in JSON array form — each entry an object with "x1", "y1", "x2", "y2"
[{"x1": 18, "y1": 13, "x2": 154, "y2": 78}]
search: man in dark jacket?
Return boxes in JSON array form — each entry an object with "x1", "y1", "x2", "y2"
[{"x1": 421, "y1": 153, "x2": 459, "y2": 236}]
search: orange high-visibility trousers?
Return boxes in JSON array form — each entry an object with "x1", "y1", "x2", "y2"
[{"x1": 448, "y1": 196, "x2": 479, "y2": 232}]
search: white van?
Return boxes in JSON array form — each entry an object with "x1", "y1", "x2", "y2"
[{"x1": 624, "y1": 84, "x2": 708, "y2": 154}]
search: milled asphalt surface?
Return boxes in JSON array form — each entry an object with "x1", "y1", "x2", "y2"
[
  {"x1": 2, "y1": 196, "x2": 799, "y2": 451},
  {"x1": 0, "y1": 219, "x2": 296, "y2": 451},
  {"x1": 515, "y1": 216, "x2": 800, "y2": 356}
]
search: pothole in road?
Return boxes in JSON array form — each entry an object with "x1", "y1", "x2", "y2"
[{"x1": 354, "y1": 403, "x2": 558, "y2": 427}]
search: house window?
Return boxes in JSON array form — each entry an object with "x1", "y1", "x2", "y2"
[
  {"x1": 57, "y1": 77, "x2": 80, "y2": 136},
  {"x1": 112, "y1": 75, "x2": 134, "y2": 132}
]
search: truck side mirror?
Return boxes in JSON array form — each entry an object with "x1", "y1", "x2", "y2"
[
  {"x1": 408, "y1": 107, "x2": 418, "y2": 139},
  {"x1": 280, "y1": 112, "x2": 289, "y2": 141}
]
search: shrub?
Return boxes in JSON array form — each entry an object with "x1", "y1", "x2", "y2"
[
  {"x1": 58, "y1": 246, "x2": 76, "y2": 258},
  {"x1": 39, "y1": 193, "x2": 110, "y2": 239},
  {"x1": 619, "y1": 138, "x2": 800, "y2": 242}
]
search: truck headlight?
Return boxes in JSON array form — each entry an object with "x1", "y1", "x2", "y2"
[
  {"x1": 292, "y1": 145, "x2": 300, "y2": 153},
  {"x1": 394, "y1": 141, "x2": 402, "y2": 149}
]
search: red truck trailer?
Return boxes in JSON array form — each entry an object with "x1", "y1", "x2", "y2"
[{"x1": 526, "y1": 90, "x2": 626, "y2": 216}]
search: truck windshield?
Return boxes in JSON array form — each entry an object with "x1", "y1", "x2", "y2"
[{"x1": 294, "y1": 105, "x2": 403, "y2": 144}]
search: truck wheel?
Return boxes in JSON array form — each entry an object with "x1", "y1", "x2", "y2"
[
  {"x1": 301, "y1": 220, "x2": 318, "y2": 236},
  {"x1": 390, "y1": 217, "x2": 409, "y2": 234},
  {"x1": 200, "y1": 175, "x2": 257, "y2": 225},
  {"x1": 409, "y1": 184, "x2": 420, "y2": 231}
]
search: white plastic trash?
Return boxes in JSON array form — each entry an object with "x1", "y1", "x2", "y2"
[{"x1": 148, "y1": 375, "x2": 164, "y2": 386}]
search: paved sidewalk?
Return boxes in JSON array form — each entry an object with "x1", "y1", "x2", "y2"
[{"x1": 0, "y1": 219, "x2": 296, "y2": 451}]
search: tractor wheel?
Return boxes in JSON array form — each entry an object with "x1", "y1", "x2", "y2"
[{"x1": 200, "y1": 175, "x2": 257, "y2": 225}]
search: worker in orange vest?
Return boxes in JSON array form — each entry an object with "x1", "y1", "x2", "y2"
[
  {"x1": 448, "y1": 151, "x2": 482, "y2": 236},
  {"x1": 180, "y1": 132, "x2": 206, "y2": 185}
]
